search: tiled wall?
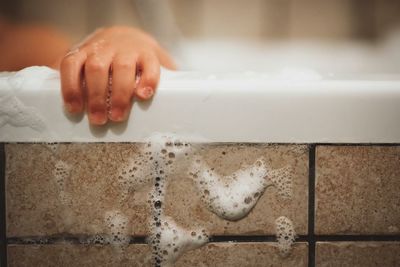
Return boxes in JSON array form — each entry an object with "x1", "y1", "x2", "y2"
[{"x1": 0, "y1": 143, "x2": 399, "y2": 266}]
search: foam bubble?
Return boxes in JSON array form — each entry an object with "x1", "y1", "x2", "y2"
[
  {"x1": 269, "y1": 165, "x2": 293, "y2": 199},
  {"x1": 104, "y1": 210, "x2": 130, "y2": 245},
  {"x1": 148, "y1": 215, "x2": 208, "y2": 267},
  {"x1": 0, "y1": 96, "x2": 46, "y2": 131},
  {"x1": 44, "y1": 143, "x2": 59, "y2": 154},
  {"x1": 141, "y1": 134, "x2": 209, "y2": 266},
  {"x1": 53, "y1": 160, "x2": 71, "y2": 205},
  {"x1": 275, "y1": 216, "x2": 296, "y2": 257},
  {"x1": 190, "y1": 157, "x2": 268, "y2": 221}
]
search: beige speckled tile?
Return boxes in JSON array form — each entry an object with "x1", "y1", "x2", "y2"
[
  {"x1": 7, "y1": 244, "x2": 152, "y2": 267},
  {"x1": 315, "y1": 146, "x2": 400, "y2": 235},
  {"x1": 164, "y1": 144, "x2": 309, "y2": 235},
  {"x1": 316, "y1": 242, "x2": 400, "y2": 267},
  {"x1": 176, "y1": 242, "x2": 308, "y2": 267},
  {"x1": 6, "y1": 143, "x2": 151, "y2": 237},
  {"x1": 8, "y1": 242, "x2": 307, "y2": 267},
  {"x1": 6, "y1": 143, "x2": 308, "y2": 237}
]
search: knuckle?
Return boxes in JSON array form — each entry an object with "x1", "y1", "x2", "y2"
[
  {"x1": 86, "y1": 58, "x2": 108, "y2": 73},
  {"x1": 60, "y1": 55, "x2": 78, "y2": 70},
  {"x1": 114, "y1": 59, "x2": 133, "y2": 70}
]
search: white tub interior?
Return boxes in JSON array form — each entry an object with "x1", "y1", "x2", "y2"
[{"x1": 1, "y1": 36, "x2": 400, "y2": 143}]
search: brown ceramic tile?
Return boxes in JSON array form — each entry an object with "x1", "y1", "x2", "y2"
[
  {"x1": 316, "y1": 146, "x2": 400, "y2": 235},
  {"x1": 6, "y1": 143, "x2": 151, "y2": 237},
  {"x1": 176, "y1": 242, "x2": 308, "y2": 267},
  {"x1": 8, "y1": 242, "x2": 307, "y2": 267},
  {"x1": 316, "y1": 242, "x2": 400, "y2": 267},
  {"x1": 6, "y1": 143, "x2": 308, "y2": 237},
  {"x1": 7, "y1": 244, "x2": 152, "y2": 267},
  {"x1": 164, "y1": 144, "x2": 309, "y2": 235}
]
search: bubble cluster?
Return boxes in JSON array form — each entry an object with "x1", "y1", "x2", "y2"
[
  {"x1": 117, "y1": 151, "x2": 154, "y2": 201},
  {"x1": 53, "y1": 160, "x2": 70, "y2": 189},
  {"x1": 44, "y1": 142, "x2": 59, "y2": 154},
  {"x1": 104, "y1": 211, "x2": 130, "y2": 245},
  {"x1": 189, "y1": 157, "x2": 268, "y2": 221},
  {"x1": 148, "y1": 216, "x2": 208, "y2": 267},
  {"x1": 0, "y1": 94, "x2": 46, "y2": 131},
  {"x1": 269, "y1": 165, "x2": 293, "y2": 199},
  {"x1": 275, "y1": 216, "x2": 296, "y2": 257},
  {"x1": 53, "y1": 160, "x2": 72, "y2": 205},
  {"x1": 137, "y1": 135, "x2": 209, "y2": 266},
  {"x1": 85, "y1": 234, "x2": 109, "y2": 245}
]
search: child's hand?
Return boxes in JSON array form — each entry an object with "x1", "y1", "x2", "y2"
[{"x1": 60, "y1": 26, "x2": 176, "y2": 125}]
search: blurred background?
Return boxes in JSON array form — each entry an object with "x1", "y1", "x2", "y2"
[{"x1": 1, "y1": 0, "x2": 400, "y2": 73}]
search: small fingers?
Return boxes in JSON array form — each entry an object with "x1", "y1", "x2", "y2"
[
  {"x1": 109, "y1": 55, "x2": 137, "y2": 122},
  {"x1": 156, "y1": 46, "x2": 177, "y2": 70},
  {"x1": 135, "y1": 52, "x2": 160, "y2": 101},
  {"x1": 60, "y1": 49, "x2": 86, "y2": 113},
  {"x1": 84, "y1": 51, "x2": 114, "y2": 125}
]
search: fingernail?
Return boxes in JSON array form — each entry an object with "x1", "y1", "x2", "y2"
[
  {"x1": 138, "y1": 87, "x2": 154, "y2": 99},
  {"x1": 89, "y1": 110, "x2": 107, "y2": 125},
  {"x1": 110, "y1": 107, "x2": 127, "y2": 122}
]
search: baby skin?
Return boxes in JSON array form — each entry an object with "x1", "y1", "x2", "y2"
[
  {"x1": 0, "y1": 22, "x2": 176, "y2": 125},
  {"x1": 60, "y1": 26, "x2": 176, "y2": 125}
]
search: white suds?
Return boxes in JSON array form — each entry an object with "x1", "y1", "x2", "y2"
[
  {"x1": 104, "y1": 210, "x2": 130, "y2": 245},
  {"x1": 45, "y1": 143, "x2": 59, "y2": 154},
  {"x1": 190, "y1": 157, "x2": 268, "y2": 221},
  {"x1": 269, "y1": 165, "x2": 293, "y2": 199},
  {"x1": 137, "y1": 134, "x2": 208, "y2": 266},
  {"x1": 148, "y1": 215, "x2": 208, "y2": 267},
  {"x1": 0, "y1": 67, "x2": 53, "y2": 132},
  {"x1": 275, "y1": 216, "x2": 296, "y2": 257},
  {"x1": 0, "y1": 96, "x2": 46, "y2": 131},
  {"x1": 53, "y1": 160, "x2": 71, "y2": 205}
]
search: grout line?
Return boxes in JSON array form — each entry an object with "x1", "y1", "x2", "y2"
[
  {"x1": 315, "y1": 235, "x2": 400, "y2": 242},
  {"x1": 308, "y1": 144, "x2": 316, "y2": 267},
  {"x1": 0, "y1": 144, "x2": 7, "y2": 267},
  {"x1": 6, "y1": 235, "x2": 310, "y2": 245},
  {"x1": 8, "y1": 234, "x2": 400, "y2": 246},
  {"x1": 6, "y1": 142, "x2": 400, "y2": 146},
  {"x1": 7, "y1": 236, "x2": 148, "y2": 245}
]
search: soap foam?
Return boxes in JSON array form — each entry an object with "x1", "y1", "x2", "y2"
[
  {"x1": 49, "y1": 134, "x2": 296, "y2": 263},
  {"x1": 104, "y1": 210, "x2": 130, "y2": 245},
  {"x1": 53, "y1": 160, "x2": 72, "y2": 205},
  {"x1": 269, "y1": 165, "x2": 293, "y2": 199},
  {"x1": 0, "y1": 97, "x2": 46, "y2": 131},
  {"x1": 189, "y1": 157, "x2": 268, "y2": 221},
  {"x1": 275, "y1": 216, "x2": 296, "y2": 257},
  {"x1": 45, "y1": 142, "x2": 59, "y2": 154},
  {"x1": 148, "y1": 215, "x2": 208, "y2": 267},
  {"x1": 0, "y1": 67, "x2": 55, "y2": 132},
  {"x1": 136, "y1": 134, "x2": 208, "y2": 266}
]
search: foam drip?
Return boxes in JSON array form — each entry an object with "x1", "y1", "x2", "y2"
[
  {"x1": 275, "y1": 216, "x2": 296, "y2": 257},
  {"x1": 189, "y1": 157, "x2": 268, "y2": 221},
  {"x1": 137, "y1": 135, "x2": 208, "y2": 266},
  {"x1": 104, "y1": 210, "x2": 130, "y2": 245},
  {"x1": 148, "y1": 215, "x2": 208, "y2": 267},
  {"x1": 53, "y1": 160, "x2": 72, "y2": 205}
]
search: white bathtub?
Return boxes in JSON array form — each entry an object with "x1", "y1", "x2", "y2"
[{"x1": 1, "y1": 40, "x2": 400, "y2": 143}]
